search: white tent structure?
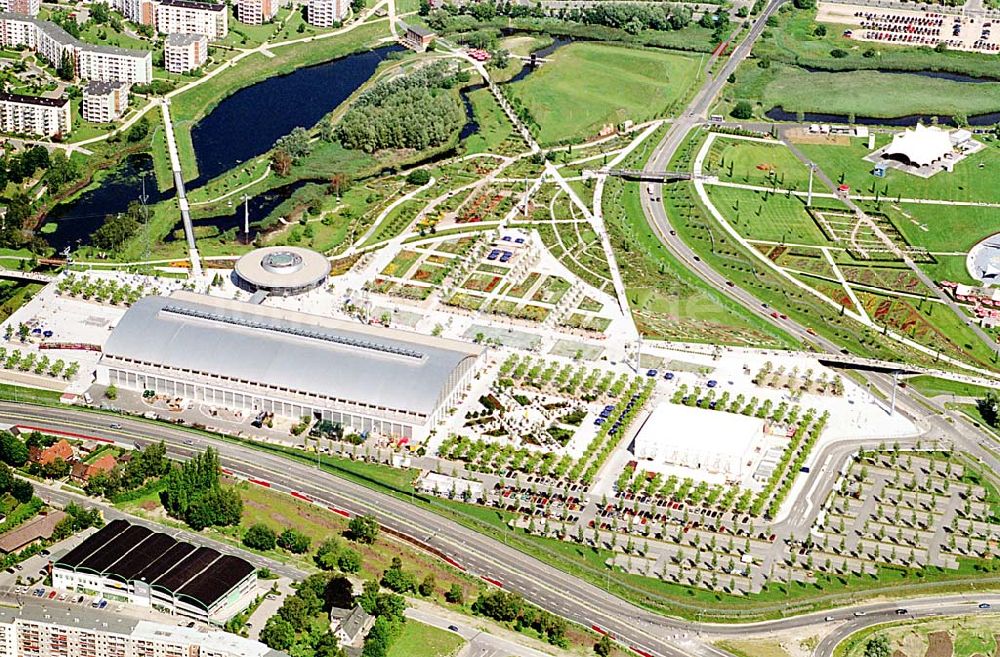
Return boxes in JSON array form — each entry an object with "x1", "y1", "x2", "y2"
[{"x1": 882, "y1": 124, "x2": 954, "y2": 167}]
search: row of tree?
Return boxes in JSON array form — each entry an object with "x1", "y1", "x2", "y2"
[
  {"x1": 160, "y1": 447, "x2": 243, "y2": 530},
  {"x1": 338, "y1": 62, "x2": 467, "y2": 154},
  {"x1": 472, "y1": 589, "x2": 567, "y2": 646},
  {"x1": 427, "y1": 1, "x2": 693, "y2": 35}
]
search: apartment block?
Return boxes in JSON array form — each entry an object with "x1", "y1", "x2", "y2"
[
  {"x1": 156, "y1": 0, "x2": 227, "y2": 39},
  {"x1": 82, "y1": 80, "x2": 129, "y2": 123},
  {"x1": 305, "y1": 0, "x2": 346, "y2": 27},
  {"x1": 0, "y1": 92, "x2": 70, "y2": 136},
  {"x1": 235, "y1": 0, "x2": 277, "y2": 25},
  {"x1": 164, "y1": 31, "x2": 207, "y2": 72}
]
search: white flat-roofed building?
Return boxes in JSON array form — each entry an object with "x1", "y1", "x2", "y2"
[
  {"x1": 0, "y1": 13, "x2": 152, "y2": 83},
  {"x1": 82, "y1": 80, "x2": 129, "y2": 123},
  {"x1": 156, "y1": 0, "x2": 227, "y2": 39},
  {"x1": 76, "y1": 45, "x2": 152, "y2": 84},
  {"x1": 236, "y1": 0, "x2": 277, "y2": 24},
  {"x1": 306, "y1": 0, "x2": 346, "y2": 27},
  {"x1": 0, "y1": 92, "x2": 70, "y2": 136},
  {"x1": 0, "y1": 599, "x2": 289, "y2": 657},
  {"x1": 164, "y1": 32, "x2": 207, "y2": 72},
  {"x1": 633, "y1": 403, "x2": 767, "y2": 483},
  {"x1": 96, "y1": 290, "x2": 484, "y2": 440}
]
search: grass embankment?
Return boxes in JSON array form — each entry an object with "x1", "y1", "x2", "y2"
[
  {"x1": 506, "y1": 42, "x2": 702, "y2": 145},
  {"x1": 906, "y1": 376, "x2": 995, "y2": 399},
  {"x1": 386, "y1": 621, "x2": 464, "y2": 657},
  {"x1": 166, "y1": 19, "x2": 389, "y2": 181},
  {"x1": 833, "y1": 615, "x2": 1000, "y2": 657}
]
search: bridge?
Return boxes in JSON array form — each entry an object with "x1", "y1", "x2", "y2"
[
  {"x1": 811, "y1": 351, "x2": 1000, "y2": 389},
  {"x1": 604, "y1": 168, "x2": 693, "y2": 182},
  {"x1": 0, "y1": 269, "x2": 55, "y2": 284}
]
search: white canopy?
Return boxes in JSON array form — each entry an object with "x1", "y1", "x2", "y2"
[{"x1": 882, "y1": 124, "x2": 954, "y2": 167}]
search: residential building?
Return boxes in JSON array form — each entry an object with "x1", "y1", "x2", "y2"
[
  {"x1": 82, "y1": 80, "x2": 129, "y2": 123},
  {"x1": 28, "y1": 439, "x2": 74, "y2": 466},
  {"x1": 235, "y1": 0, "x2": 276, "y2": 25},
  {"x1": 0, "y1": 93, "x2": 71, "y2": 137},
  {"x1": 99, "y1": 0, "x2": 157, "y2": 26},
  {"x1": 76, "y1": 45, "x2": 152, "y2": 84},
  {"x1": 328, "y1": 606, "x2": 374, "y2": 648},
  {"x1": 156, "y1": 0, "x2": 227, "y2": 39},
  {"x1": 164, "y1": 32, "x2": 207, "y2": 72},
  {"x1": 0, "y1": 14, "x2": 152, "y2": 83},
  {"x1": 0, "y1": 602, "x2": 290, "y2": 657},
  {"x1": 0, "y1": 0, "x2": 39, "y2": 17},
  {"x1": 0, "y1": 511, "x2": 67, "y2": 553},
  {"x1": 97, "y1": 290, "x2": 484, "y2": 441},
  {"x1": 305, "y1": 0, "x2": 346, "y2": 27},
  {"x1": 52, "y1": 519, "x2": 258, "y2": 623},
  {"x1": 400, "y1": 22, "x2": 433, "y2": 51},
  {"x1": 69, "y1": 452, "x2": 117, "y2": 482}
]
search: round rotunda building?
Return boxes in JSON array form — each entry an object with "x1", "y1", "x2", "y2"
[{"x1": 233, "y1": 246, "x2": 331, "y2": 297}]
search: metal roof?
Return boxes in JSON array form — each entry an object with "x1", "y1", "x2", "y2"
[{"x1": 102, "y1": 292, "x2": 484, "y2": 417}]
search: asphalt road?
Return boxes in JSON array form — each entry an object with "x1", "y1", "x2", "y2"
[{"x1": 4, "y1": 403, "x2": 999, "y2": 657}]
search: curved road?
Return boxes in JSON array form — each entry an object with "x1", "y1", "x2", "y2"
[{"x1": 2, "y1": 403, "x2": 998, "y2": 657}]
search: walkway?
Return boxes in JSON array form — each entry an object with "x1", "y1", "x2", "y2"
[{"x1": 160, "y1": 100, "x2": 202, "y2": 276}]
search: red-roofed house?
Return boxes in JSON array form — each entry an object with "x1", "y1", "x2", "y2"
[
  {"x1": 29, "y1": 439, "x2": 74, "y2": 466},
  {"x1": 70, "y1": 453, "x2": 118, "y2": 483}
]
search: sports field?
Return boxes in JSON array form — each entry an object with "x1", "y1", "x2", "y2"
[{"x1": 507, "y1": 42, "x2": 701, "y2": 144}]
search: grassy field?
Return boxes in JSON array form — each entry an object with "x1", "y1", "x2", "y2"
[
  {"x1": 733, "y1": 62, "x2": 1000, "y2": 117},
  {"x1": 506, "y1": 42, "x2": 702, "y2": 144},
  {"x1": 796, "y1": 139, "x2": 1000, "y2": 206},
  {"x1": 464, "y1": 86, "x2": 515, "y2": 154},
  {"x1": 386, "y1": 621, "x2": 464, "y2": 657},
  {"x1": 835, "y1": 615, "x2": 1000, "y2": 657},
  {"x1": 708, "y1": 137, "x2": 813, "y2": 189},
  {"x1": 893, "y1": 203, "x2": 1000, "y2": 253},
  {"x1": 905, "y1": 375, "x2": 995, "y2": 399},
  {"x1": 704, "y1": 186, "x2": 835, "y2": 245}
]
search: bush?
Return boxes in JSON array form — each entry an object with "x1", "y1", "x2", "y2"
[
  {"x1": 406, "y1": 169, "x2": 431, "y2": 185},
  {"x1": 731, "y1": 101, "x2": 754, "y2": 119},
  {"x1": 243, "y1": 523, "x2": 277, "y2": 551},
  {"x1": 277, "y1": 528, "x2": 311, "y2": 554},
  {"x1": 830, "y1": 48, "x2": 848, "y2": 58}
]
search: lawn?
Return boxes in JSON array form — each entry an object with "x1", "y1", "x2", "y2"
[
  {"x1": 506, "y1": 42, "x2": 702, "y2": 144},
  {"x1": 905, "y1": 375, "x2": 995, "y2": 399},
  {"x1": 894, "y1": 203, "x2": 1000, "y2": 253},
  {"x1": 754, "y1": 64, "x2": 1000, "y2": 117},
  {"x1": 796, "y1": 139, "x2": 1000, "y2": 206},
  {"x1": 836, "y1": 616, "x2": 1000, "y2": 657},
  {"x1": 386, "y1": 621, "x2": 464, "y2": 657},
  {"x1": 704, "y1": 185, "x2": 836, "y2": 245},
  {"x1": 707, "y1": 137, "x2": 813, "y2": 189},
  {"x1": 463, "y1": 86, "x2": 516, "y2": 155}
]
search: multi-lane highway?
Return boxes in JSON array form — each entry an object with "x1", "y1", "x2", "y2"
[{"x1": 3, "y1": 402, "x2": 998, "y2": 657}]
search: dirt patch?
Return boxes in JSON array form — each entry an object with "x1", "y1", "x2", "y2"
[
  {"x1": 993, "y1": 636, "x2": 1000, "y2": 657},
  {"x1": 926, "y1": 632, "x2": 954, "y2": 657},
  {"x1": 139, "y1": 500, "x2": 158, "y2": 511},
  {"x1": 893, "y1": 650, "x2": 910, "y2": 657},
  {"x1": 785, "y1": 128, "x2": 850, "y2": 146}
]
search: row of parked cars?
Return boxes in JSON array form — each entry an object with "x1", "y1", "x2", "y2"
[{"x1": 17, "y1": 586, "x2": 108, "y2": 609}]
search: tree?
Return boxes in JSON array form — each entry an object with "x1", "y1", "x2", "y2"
[
  {"x1": 315, "y1": 537, "x2": 342, "y2": 570},
  {"x1": 11, "y1": 479, "x2": 33, "y2": 504},
  {"x1": 418, "y1": 573, "x2": 435, "y2": 597},
  {"x1": 977, "y1": 392, "x2": 998, "y2": 428},
  {"x1": 347, "y1": 514, "x2": 379, "y2": 543},
  {"x1": 105, "y1": 384, "x2": 118, "y2": 400},
  {"x1": 42, "y1": 458, "x2": 71, "y2": 479},
  {"x1": 93, "y1": 208, "x2": 141, "y2": 252},
  {"x1": 160, "y1": 447, "x2": 242, "y2": 529},
  {"x1": 865, "y1": 635, "x2": 891, "y2": 657},
  {"x1": 444, "y1": 583, "x2": 463, "y2": 604},
  {"x1": 381, "y1": 560, "x2": 416, "y2": 593},
  {"x1": 337, "y1": 548, "x2": 361, "y2": 573},
  {"x1": 277, "y1": 528, "x2": 311, "y2": 554},
  {"x1": 595, "y1": 634, "x2": 613, "y2": 657},
  {"x1": 128, "y1": 117, "x2": 151, "y2": 143},
  {"x1": 243, "y1": 523, "x2": 277, "y2": 551},
  {"x1": 271, "y1": 149, "x2": 293, "y2": 176},
  {"x1": 260, "y1": 616, "x2": 295, "y2": 650},
  {"x1": 56, "y1": 52, "x2": 74, "y2": 81},
  {"x1": 0, "y1": 432, "x2": 28, "y2": 467},
  {"x1": 406, "y1": 169, "x2": 431, "y2": 185},
  {"x1": 278, "y1": 594, "x2": 312, "y2": 631},
  {"x1": 731, "y1": 101, "x2": 753, "y2": 120}
]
